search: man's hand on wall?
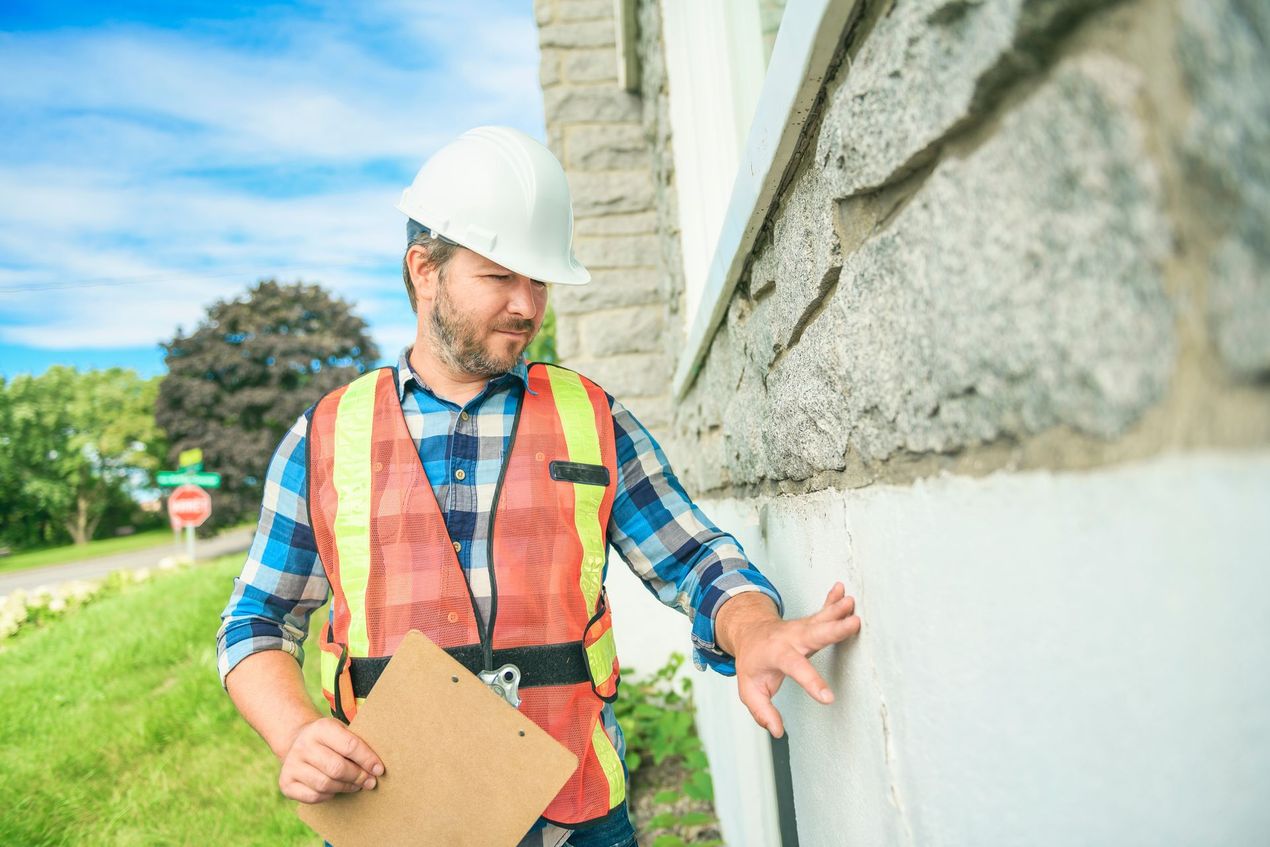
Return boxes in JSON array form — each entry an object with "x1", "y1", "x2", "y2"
[
  {"x1": 278, "y1": 717, "x2": 386, "y2": 804},
  {"x1": 716, "y1": 583, "x2": 861, "y2": 738}
]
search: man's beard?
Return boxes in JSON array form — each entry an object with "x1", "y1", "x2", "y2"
[{"x1": 428, "y1": 281, "x2": 537, "y2": 378}]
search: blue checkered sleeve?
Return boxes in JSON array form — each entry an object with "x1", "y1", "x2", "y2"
[
  {"x1": 216, "y1": 410, "x2": 329, "y2": 687},
  {"x1": 606, "y1": 397, "x2": 784, "y2": 675}
]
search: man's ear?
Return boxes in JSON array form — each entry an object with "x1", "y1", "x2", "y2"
[{"x1": 408, "y1": 246, "x2": 440, "y2": 305}]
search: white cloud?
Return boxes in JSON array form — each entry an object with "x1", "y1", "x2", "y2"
[{"x1": 0, "y1": 0, "x2": 546, "y2": 358}]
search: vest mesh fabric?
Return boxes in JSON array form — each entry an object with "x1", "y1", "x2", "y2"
[{"x1": 308, "y1": 364, "x2": 624, "y2": 826}]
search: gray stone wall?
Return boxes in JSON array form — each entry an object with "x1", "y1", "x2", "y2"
[
  {"x1": 535, "y1": 0, "x2": 1269, "y2": 496},
  {"x1": 669, "y1": 0, "x2": 1270, "y2": 495},
  {"x1": 534, "y1": 0, "x2": 681, "y2": 438}
]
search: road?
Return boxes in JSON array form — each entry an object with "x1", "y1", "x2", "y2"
[{"x1": 0, "y1": 526, "x2": 255, "y2": 598}]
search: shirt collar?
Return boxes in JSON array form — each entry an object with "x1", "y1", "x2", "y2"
[{"x1": 395, "y1": 346, "x2": 530, "y2": 402}]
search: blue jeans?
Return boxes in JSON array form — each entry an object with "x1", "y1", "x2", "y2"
[
  {"x1": 322, "y1": 804, "x2": 638, "y2": 847},
  {"x1": 563, "y1": 802, "x2": 638, "y2": 846}
]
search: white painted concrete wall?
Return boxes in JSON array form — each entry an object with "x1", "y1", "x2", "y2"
[
  {"x1": 603, "y1": 503, "x2": 783, "y2": 847},
  {"x1": 604, "y1": 549, "x2": 691, "y2": 680},
  {"x1": 693, "y1": 451, "x2": 1270, "y2": 846}
]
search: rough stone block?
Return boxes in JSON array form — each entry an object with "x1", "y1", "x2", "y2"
[
  {"x1": 539, "y1": 50, "x2": 562, "y2": 88},
  {"x1": 578, "y1": 305, "x2": 666, "y2": 356},
  {"x1": 557, "y1": 0, "x2": 613, "y2": 21},
  {"x1": 1178, "y1": 0, "x2": 1270, "y2": 377},
  {"x1": 538, "y1": 19, "x2": 616, "y2": 49},
  {"x1": 817, "y1": 0, "x2": 1116, "y2": 197},
  {"x1": 534, "y1": 0, "x2": 554, "y2": 26},
  {"x1": 566, "y1": 123, "x2": 648, "y2": 170},
  {"x1": 546, "y1": 124, "x2": 565, "y2": 161},
  {"x1": 690, "y1": 56, "x2": 1174, "y2": 483},
  {"x1": 554, "y1": 313, "x2": 582, "y2": 359},
  {"x1": 565, "y1": 353, "x2": 675, "y2": 398},
  {"x1": 567, "y1": 170, "x2": 654, "y2": 216},
  {"x1": 562, "y1": 48, "x2": 620, "y2": 83},
  {"x1": 543, "y1": 87, "x2": 642, "y2": 123},
  {"x1": 573, "y1": 234, "x2": 659, "y2": 269},
  {"x1": 550, "y1": 268, "x2": 664, "y2": 314},
  {"x1": 575, "y1": 211, "x2": 658, "y2": 236},
  {"x1": 618, "y1": 395, "x2": 673, "y2": 431},
  {"x1": 1207, "y1": 241, "x2": 1270, "y2": 376}
]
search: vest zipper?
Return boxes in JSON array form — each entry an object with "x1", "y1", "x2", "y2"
[{"x1": 481, "y1": 387, "x2": 526, "y2": 672}]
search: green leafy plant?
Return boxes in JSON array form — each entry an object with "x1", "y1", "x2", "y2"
[{"x1": 617, "y1": 653, "x2": 723, "y2": 844}]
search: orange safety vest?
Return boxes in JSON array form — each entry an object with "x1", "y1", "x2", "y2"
[{"x1": 306, "y1": 363, "x2": 624, "y2": 826}]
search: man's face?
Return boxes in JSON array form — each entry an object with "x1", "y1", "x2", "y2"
[{"x1": 424, "y1": 247, "x2": 548, "y2": 377}]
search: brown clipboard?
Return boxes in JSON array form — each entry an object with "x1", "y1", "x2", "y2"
[{"x1": 296, "y1": 630, "x2": 579, "y2": 847}]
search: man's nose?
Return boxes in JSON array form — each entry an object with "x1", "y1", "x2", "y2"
[{"x1": 507, "y1": 276, "x2": 539, "y2": 318}]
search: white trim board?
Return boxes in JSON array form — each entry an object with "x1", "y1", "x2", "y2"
[
  {"x1": 671, "y1": 0, "x2": 860, "y2": 399},
  {"x1": 662, "y1": 0, "x2": 767, "y2": 333}
]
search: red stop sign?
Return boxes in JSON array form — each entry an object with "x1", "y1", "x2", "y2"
[{"x1": 168, "y1": 484, "x2": 212, "y2": 528}]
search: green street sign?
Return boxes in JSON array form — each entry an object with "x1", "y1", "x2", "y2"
[{"x1": 158, "y1": 470, "x2": 221, "y2": 489}]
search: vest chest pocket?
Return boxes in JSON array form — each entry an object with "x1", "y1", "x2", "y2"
[{"x1": 549, "y1": 460, "x2": 610, "y2": 487}]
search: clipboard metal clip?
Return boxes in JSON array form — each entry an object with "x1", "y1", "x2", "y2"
[{"x1": 479, "y1": 663, "x2": 523, "y2": 709}]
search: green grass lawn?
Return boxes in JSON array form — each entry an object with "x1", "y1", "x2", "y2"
[{"x1": 0, "y1": 553, "x2": 327, "y2": 846}]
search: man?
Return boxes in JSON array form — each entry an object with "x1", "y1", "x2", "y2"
[{"x1": 217, "y1": 126, "x2": 861, "y2": 847}]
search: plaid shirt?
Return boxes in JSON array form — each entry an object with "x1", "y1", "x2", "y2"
[{"x1": 217, "y1": 348, "x2": 783, "y2": 846}]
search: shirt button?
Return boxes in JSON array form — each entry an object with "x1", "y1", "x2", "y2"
[
  {"x1": 460, "y1": 411, "x2": 470, "y2": 421},
  {"x1": 447, "y1": 611, "x2": 458, "y2": 623},
  {"x1": 454, "y1": 468, "x2": 466, "y2": 481},
  {"x1": 453, "y1": 541, "x2": 462, "y2": 553}
]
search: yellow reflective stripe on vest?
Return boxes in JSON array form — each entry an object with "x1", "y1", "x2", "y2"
[
  {"x1": 545, "y1": 366, "x2": 607, "y2": 615},
  {"x1": 320, "y1": 645, "x2": 338, "y2": 696},
  {"x1": 585, "y1": 628, "x2": 617, "y2": 685},
  {"x1": 332, "y1": 370, "x2": 380, "y2": 657},
  {"x1": 591, "y1": 720, "x2": 626, "y2": 809}
]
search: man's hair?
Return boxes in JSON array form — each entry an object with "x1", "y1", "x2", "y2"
[{"x1": 402, "y1": 230, "x2": 459, "y2": 313}]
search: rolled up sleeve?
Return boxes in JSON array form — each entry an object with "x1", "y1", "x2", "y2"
[
  {"x1": 216, "y1": 412, "x2": 330, "y2": 687},
  {"x1": 605, "y1": 398, "x2": 784, "y2": 676}
]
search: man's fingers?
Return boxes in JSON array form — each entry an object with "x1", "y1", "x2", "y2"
[
  {"x1": 304, "y1": 746, "x2": 375, "y2": 792},
  {"x1": 783, "y1": 652, "x2": 834, "y2": 705},
  {"x1": 282, "y1": 777, "x2": 328, "y2": 805},
  {"x1": 803, "y1": 614, "x2": 862, "y2": 655},
  {"x1": 280, "y1": 762, "x2": 360, "y2": 803},
  {"x1": 317, "y1": 719, "x2": 385, "y2": 778},
  {"x1": 738, "y1": 677, "x2": 786, "y2": 738},
  {"x1": 810, "y1": 589, "x2": 855, "y2": 623}
]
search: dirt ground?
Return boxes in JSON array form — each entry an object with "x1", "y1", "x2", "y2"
[{"x1": 629, "y1": 757, "x2": 725, "y2": 845}]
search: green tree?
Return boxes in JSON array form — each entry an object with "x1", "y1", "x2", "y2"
[
  {"x1": 0, "y1": 368, "x2": 166, "y2": 548},
  {"x1": 156, "y1": 279, "x2": 378, "y2": 533}
]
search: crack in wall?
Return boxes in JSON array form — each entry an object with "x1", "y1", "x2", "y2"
[
  {"x1": 839, "y1": 495, "x2": 916, "y2": 846},
  {"x1": 837, "y1": 0, "x2": 1131, "y2": 206},
  {"x1": 766, "y1": 264, "x2": 844, "y2": 382}
]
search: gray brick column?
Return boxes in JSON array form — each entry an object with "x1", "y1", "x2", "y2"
[{"x1": 535, "y1": 0, "x2": 676, "y2": 434}]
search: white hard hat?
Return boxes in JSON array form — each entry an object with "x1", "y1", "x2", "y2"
[{"x1": 396, "y1": 126, "x2": 591, "y2": 286}]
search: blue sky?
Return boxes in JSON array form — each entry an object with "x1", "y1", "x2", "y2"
[{"x1": 0, "y1": 0, "x2": 545, "y2": 378}]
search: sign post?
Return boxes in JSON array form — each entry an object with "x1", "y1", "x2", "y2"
[{"x1": 168, "y1": 484, "x2": 213, "y2": 562}]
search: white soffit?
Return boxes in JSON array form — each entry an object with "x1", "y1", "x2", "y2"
[{"x1": 671, "y1": 0, "x2": 860, "y2": 399}]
